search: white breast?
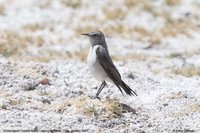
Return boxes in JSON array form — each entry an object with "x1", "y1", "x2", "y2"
[{"x1": 87, "y1": 45, "x2": 108, "y2": 81}]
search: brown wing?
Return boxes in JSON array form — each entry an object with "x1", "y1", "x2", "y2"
[
  {"x1": 96, "y1": 46, "x2": 137, "y2": 96},
  {"x1": 96, "y1": 46, "x2": 125, "y2": 94}
]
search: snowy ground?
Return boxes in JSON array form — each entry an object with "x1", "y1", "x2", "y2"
[{"x1": 0, "y1": 0, "x2": 200, "y2": 132}]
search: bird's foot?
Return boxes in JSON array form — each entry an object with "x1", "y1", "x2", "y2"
[
  {"x1": 95, "y1": 95, "x2": 101, "y2": 100},
  {"x1": 88, "y1": 95, "x2": 101, "y2": 100}
]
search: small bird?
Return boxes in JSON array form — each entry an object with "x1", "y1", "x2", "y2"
[{"x1": 82, "y1": 30, "x2": 137, "y2": 98}]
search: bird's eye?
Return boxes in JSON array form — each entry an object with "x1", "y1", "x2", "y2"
[{"x1": 93, "y1": 34, "x2": 97, "y2": 37}]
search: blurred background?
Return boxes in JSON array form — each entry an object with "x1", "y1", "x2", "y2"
[{"x1": 0, "y1": 0, "x2": 200, "y2": 69}]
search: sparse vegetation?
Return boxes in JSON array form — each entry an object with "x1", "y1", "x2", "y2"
[
  {"x1": 173, "y1": 66, "x2": 200, "y2": 77},
  {"x1": 38, "y1": 0, "x2": 51, "y2": 9},
  {"x1": 83, "y1": 104, "x2": 97, "y2": 116},
  {"x1": 74, "y1": 98, "x2": 134, "y2": 118},
  {"x1": 60, "y1": 0, "x2": 83, "y2": 8},
  {"x1": 111, "y1": 52, "x2": 157, "y2": 62},
  {"x1": 168, "y1": 53, "x2": 183, "y2": 58},
  {"x1": 106, "y1": 99, "x2": 123, "y2": 116},
  {"x1": 0, "y1": 4, "x2": 5, "y2": 15},
  {"x1": 103, "y1": 6, "x2": 127, "y2": 20},
  {"x1": 23, "y1": 23, "x2": 46, "y2": 32},
  {"x1": 0, "y1": 31, "x2": 30, "y2": 57},
  {"x1": 38, "y1": 91, "x2": 49, "y2": 96},
  {"x1": 124, "y1": 0, "x2": 140, "y2": 9},
  {"x1": 165, "y1": 0, "x2": 182, "y2": 6},
  {"x1": 8, "y1": 98, "x2": 23, "y2": 106},
  {"x1": 191, "y1": 104, "x2": 200, "y2": 112}
]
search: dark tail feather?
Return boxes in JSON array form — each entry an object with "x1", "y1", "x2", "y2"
[
  {"x1": 113, "y1": 82, "x2": 124, "y2": 96},
  {"x1": 120, "y1": 81, "x2": 137, "y2": 96}
]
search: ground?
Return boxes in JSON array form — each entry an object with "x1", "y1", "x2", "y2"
[{"x1": 0, "y1": 0, "x2": 200, "y2": 132}]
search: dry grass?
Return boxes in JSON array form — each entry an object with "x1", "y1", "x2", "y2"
[
  {"x1": 105, "y1": 99, "x2": 123, "y2": 116},
  {"x1": 130, "y1": 19, "x2": 195, "y2": 45},
  {"x1": 83, "y1": 104, "x2": 97, "y2": 116},
  {"x1": 168, "y1": 53, "x2": 183, "y2": 58},
  {"x1": 124, "y1": 0, "x2": 140, "y2": 9},
  {"x1": 103, "y1": 6, "x2": 127, "y2": 20},
  {"x1": 173, "y1": 65, "x2": 200, "y2": 77},
  {"x1": 0, "y1": 30, "x2": 70, "y2": 62},
  {"x1": 38, "y1": 0, "x2": 51, "y2": 9},
  {"x1": 73, "y1": 0, "x2": 196, "y2": 46},
  {"x1": 123, "y1": 0, "x2": 196, "y2": 43},
  {"x1": 0, "y1": 30, "x2": 49, "y2": 58},
  {"x1": 124, "y1": 0, "x2": 152, "y2": 11},
  {"x1": 22, "y1": 23, "x2": 54, "y2": 33},
  {"x1": 28, "y1": 99, "x2": 71, "y2": 113},
  {"x1": 8, "y1": 98, "x2": 23, "y2": 106},
  {"x1": 18, "y1": 50, "x2": 69, "y2": 62},
  {"x1": 167, "y1": 91, "x2": 188, "y2": 99},
  {"x1": 23, "y1": 23, "x2": 46, "y2": 32},
  {"x1": 103, "y1": 23, "x2": 127, "y2": 36},
  {"x1": 0, "y1": 30, "x2": 31, "y2": 57},
  {"x1": 168, "y1": 48, "x2": 200, "y2": 58},
  {"x1": 1, "y1": 95, "x2": 135, "y2": 117},
  {"x1": 160, "y1": 20, "x2": 194, "y2": 37},
  {"x1": 130, "y1": 26, "x2": 161, "y2": 45},
  {"x1": 74, "y1": 24, "x2": 97, "y2": 36},
  {"x1": 191, "y1": 104, "x2": 200, "y2": 112},
  {"x1": 66, "y1": 47, "x2": 88, "y2": 62},
  {"x1": 1, "y1": 0, "x2": 198, "y2": 62},
  {"x1": 0, "y1": 4, "x2": 5, "y2": 15},
  {"x1": 168, "y1": 111, "x2": 188, "y2": 118},
  {"x1": 75, "y1": 98, "x2": 126, "y2": 118},
  {"x1": 54, "y1": 100, "x2": 72, "y2": 113},
  {"x1": 37, "y1": 91, "x2": 50, "y2": 96},
  {"x1": 60, "y1": 0, "x2": 83, "y2": 8},
  {"x1": 165, "y1": 0, "x2": 182, "y2": 6},
  {"x1": 112, "y1": 52, "x2": 157, "y2": 62}
]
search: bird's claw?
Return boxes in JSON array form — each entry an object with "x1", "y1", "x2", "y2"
[
  {"x1": 95, "y1": 95, "x2": 101, "y2": 100},
  {"x1": 88, "y1": 95, "x2": 101, "y2": 100}
]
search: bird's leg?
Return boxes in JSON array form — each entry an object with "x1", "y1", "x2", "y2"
[{"x1": 96, "y1": 81, "x2": 107, "y2": 98}]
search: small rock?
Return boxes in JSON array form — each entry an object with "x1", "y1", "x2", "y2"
[
  {"x1": 185, "y1": 12, "x2": 191, "y2": 17},
  {"x1": 78, "y1": 117, "x2": 82, "y2": 123},
  {"x1": 1, "y1": 104, "x2": 7, "y2": 109},
  {"x1": 127, "y1": 73, "x2": 135, "y2": 79},
  {"x1": 78, "y1": 91, "x2": 84, "y2": 95},
  {"x1": 23, "y1": 75, "x2": 30, "y2": 79},
  {"x1": 120, "y1": 103, "x2": 136, "y2": 114},
  {"x1": 39, "y1": 78, "x2": 50, "y2": 85},
  {"x1": 33, "y1": 126, "x2": 38, "y2": 131},
  {"x1": 42, "y1": 99, "x2": 51, "y2": 104},
  {"x1": 163, "y1": 103, "x2": 168, "y2": 106}
]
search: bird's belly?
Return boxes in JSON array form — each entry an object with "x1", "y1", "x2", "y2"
[
  {"x1": 89, "y1": 60, "x2": 108, "y2": 81},
  {"x1": 87, "y1": 46, "x2": 108, "y2": 81}
]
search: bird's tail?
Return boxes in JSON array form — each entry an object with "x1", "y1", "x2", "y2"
[{"x1": 120, "y1": 81, "x2": 137, "y2": 96}]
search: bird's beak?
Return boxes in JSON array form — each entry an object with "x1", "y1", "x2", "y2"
[{"x1": 81, "y1": 33, "x2": 90, "y2": 36}]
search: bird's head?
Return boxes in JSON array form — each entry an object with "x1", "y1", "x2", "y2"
[{"x1": 82, "y1": 30, "x2": 107, "y2": 47}]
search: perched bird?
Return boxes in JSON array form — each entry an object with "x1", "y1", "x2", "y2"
[{"x1": 82, "y1": 30, "x2": 137, "y2": 98}]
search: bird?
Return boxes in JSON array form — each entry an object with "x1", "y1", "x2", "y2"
[{"x1": 82, "y1": 30, "x2": 137, "y2": 98}]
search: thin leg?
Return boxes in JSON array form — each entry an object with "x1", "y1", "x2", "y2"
[{"x1": 96, "y1": 81, "x2": 107, "y2": 98}]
